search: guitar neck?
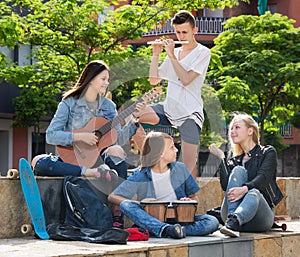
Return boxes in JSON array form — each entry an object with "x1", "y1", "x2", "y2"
[{"x1": 98, "y1": 100, "x2": 140, "y2": 135}]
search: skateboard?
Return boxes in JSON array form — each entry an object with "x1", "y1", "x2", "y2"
[
  {"x1": 19, "y1": 158, "x2": 50, "y2": 239},
  {"x1": 272, "y1": 222, "x2": 287, "y2": 231}
]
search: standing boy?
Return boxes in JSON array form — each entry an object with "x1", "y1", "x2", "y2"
[{"x1": 134, "y1": 10, "x2": 211, "y2": 178}]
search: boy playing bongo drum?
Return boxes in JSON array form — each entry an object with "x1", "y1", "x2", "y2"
[{"x1": 108, "y1": 132, "x2": 219, "y2": 239}]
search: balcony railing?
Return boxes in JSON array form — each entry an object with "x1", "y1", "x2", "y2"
[
  {"x1": 143, "y1": 17, "x2": 227, "y2": 37},
  {"x1": 279, "y1": 124, "x2": 293, "y2": 139}
]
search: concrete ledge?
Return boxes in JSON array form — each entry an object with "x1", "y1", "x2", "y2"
[
  {"x1": 247, "y1": 227, "x2": 300, "y2": 257},
  {"x1": 0, "y1": 220, "x2": 299, "y2": 257},
  {"x1": 0, "y1": 176, "x2": 299, "y2": 257},
  {"x1": 0, "y1": 177, "x2": 65, "y2": 239},
  {"x1": 0, "y1": 176, "x2": 299, "y2": 239}
]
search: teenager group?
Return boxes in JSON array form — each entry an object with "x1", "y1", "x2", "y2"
[{"x1": 32, "y1": 10, "x2": 283, "y2": 239}]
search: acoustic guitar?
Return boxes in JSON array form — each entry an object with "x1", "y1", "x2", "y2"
[{"x1": 56, "y1": 87, "x2": 162, "y2": 167}]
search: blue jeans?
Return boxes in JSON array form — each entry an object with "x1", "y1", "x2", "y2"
[
  {"x1": 120, "y1": 200, "x2": 219, "y2": 237},
  {"x1": 221, "y1": 166, "x2": 274, "y2": 232},
  {"x1": 34, "y1": 154, "x2": 128, "y2": 179}
]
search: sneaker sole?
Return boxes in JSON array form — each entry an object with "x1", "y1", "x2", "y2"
[
  {"x1": 174, "y1": 224, "x2": 186, "y2": 239},
  {"x1": 220, "y1": 226, "x2": 240, "y2": 237}
]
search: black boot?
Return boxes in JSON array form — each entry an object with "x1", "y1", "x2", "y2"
[{"x1": 220, "y1": 213, "x2": 240, "y2": 237}]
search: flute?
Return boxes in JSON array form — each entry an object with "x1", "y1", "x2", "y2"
[{"x1": 147, "y1": 41, "x2": 189, "y2": 45}]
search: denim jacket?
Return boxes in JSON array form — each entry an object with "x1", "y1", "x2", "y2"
[
  {"x1": 46, "y1": 96, "x2": 138, "y2": 147},
  {"x1": 113, "y1": 162, "x2": 200, "y2": 201},
  {"x1": 220, "y1": 144, "x2": 284, "y2": 208}
]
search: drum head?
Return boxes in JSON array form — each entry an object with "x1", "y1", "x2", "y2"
[
  {"x1": 140, "y1": 200, "x2": 170, "y2": 205},
  {"x1": 172, "y1": 200, "x2": 198, "y2": 206}
]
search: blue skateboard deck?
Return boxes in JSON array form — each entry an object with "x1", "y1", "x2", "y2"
[{"x1": 19, "y1": 158, "x2": 50, "y2": 240}]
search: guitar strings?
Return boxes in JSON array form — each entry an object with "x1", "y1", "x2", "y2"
[{"x1": 96, "y1": 89, "x2": 160, "y2": 136}]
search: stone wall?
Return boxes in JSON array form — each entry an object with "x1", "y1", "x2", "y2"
[
  {"x1": 195, "y1": 177, "x2": 300, "y2": 219},
  {"x1": 0, "y1": 176, "x2": 299, "y2": 239}
]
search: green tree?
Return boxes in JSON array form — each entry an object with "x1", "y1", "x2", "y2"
[
  {"x1": 207, "y1": 12, "x2": 300, "y2": 145},
  {"x1": 0, "y1": 0, "x2": 248, "y2": 155},
  {"x1": 0, "y1": 0, "x2": 249, "y2": 107}
]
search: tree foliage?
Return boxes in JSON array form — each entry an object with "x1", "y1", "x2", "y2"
[
  {"x1": 0, "y1": 0, "x2": 249, "y2": 155},
  {"x1": 207, "y1": 12, "x2": 300, "y2": 145}
]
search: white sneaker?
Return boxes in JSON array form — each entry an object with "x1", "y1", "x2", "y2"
[{"x1": 220, "y1": 225, "x2": 240, "y2": 237}]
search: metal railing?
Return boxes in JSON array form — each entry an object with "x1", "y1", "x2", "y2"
[
  {"x1": 279, "y1": 124, "x2": 293, "y2": 138},
  {"x1": 143, "y1": 17, "x2": 227, "y2": 37}
]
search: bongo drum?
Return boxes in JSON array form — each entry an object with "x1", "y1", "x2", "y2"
[
  {"x1": 172, "y1": 200, "x2": 198, "y2": 224},
  {"x1": 140, "y1": 200, "x2": 170, "y2": 222}
]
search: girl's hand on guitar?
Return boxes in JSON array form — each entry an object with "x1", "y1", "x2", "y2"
[
  {"x1": 133, "y1": 102, "x2": 146, "y2": 118},
  {"x1": 74, "y1": 132, "x2": 99, "y2": 145}
]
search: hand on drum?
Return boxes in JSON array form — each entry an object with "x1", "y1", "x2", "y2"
[
  {"x1": 140, "y1": 198, "x2": 157, "y2": 203},
  {"x1": 179, "y1": 197, "x2": 193, "y2": 201}
]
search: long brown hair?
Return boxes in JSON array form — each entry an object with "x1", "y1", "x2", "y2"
[
  {"x1": 228, "y1": 112, "x2": 260, "y2": 156},
  {"x1": 63, "y1": 60, "x2": 110, "y2": 99},
  {"x1": 140, "y1": 131, "x2": 173, "y2": 168}
]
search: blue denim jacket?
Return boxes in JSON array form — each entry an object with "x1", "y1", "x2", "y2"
[
  {"x1": 46, "y1": 96, "x2": 138, "y2": 147},
  {"x1": 113, "y1": 162, "x2": 200, "y2": 201}
]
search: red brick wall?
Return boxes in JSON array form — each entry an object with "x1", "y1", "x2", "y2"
[
  {"x1": 283, "y1": 127, "x2": 300, "y2": 145},
  {"x1": 13, "y1": 127, "x2": 28, "y2": 169}
]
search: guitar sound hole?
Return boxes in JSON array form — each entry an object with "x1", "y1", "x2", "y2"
[{"x1": 95, "y1": 131, "x2": 102, "y2": 141}]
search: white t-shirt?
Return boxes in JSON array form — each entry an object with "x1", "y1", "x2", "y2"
[
  {"x1": 158, "y1": 43, "x2": 211, "y2": 129},
  {"x1": 151, "y1": 169, "x2": 177, "y2": 202}
]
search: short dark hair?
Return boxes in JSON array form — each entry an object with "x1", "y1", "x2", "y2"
[{"x1": 171, "y1": 10, "x2": 196, "y2": 28}]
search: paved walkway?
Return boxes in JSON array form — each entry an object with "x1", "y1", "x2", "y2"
[{"x1": 1, "y1": 219, "x2": 299, "y2": 257}]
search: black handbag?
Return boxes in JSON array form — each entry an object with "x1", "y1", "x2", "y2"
[{"x1": 47, "y1": 223, "x2": 129, "y2": 244}]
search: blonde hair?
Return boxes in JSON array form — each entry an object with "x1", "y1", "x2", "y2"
[
  {"x1": 140, "y1": 131, "x2": 173, "y2": 168},
  {"x1": 228, "y1": 112, "x2": 259, "y2": 156}
]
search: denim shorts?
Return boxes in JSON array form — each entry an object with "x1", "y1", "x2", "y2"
[{"x1": 151, "y1": 104, "x2": 201, "y2": 145}]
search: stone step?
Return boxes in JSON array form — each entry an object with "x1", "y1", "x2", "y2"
[
  {"x1": 1, "y1": 220, "x2": 300, "y2": 257},
  {"x1": 0, "y1": 176, "x2": 299, "y2": 239},
  {"x1": 0, "y1": 176, "x2": 65, "y2": 239}
]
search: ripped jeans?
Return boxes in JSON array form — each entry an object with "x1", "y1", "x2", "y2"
[
  {"x1": 221, "y1": 166, "x2": 274, "y2": 232},
  {"x1": 33, "y1": 151, "x2": 128, "y2": 179}
]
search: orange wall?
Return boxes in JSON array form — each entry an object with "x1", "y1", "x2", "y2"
[
  {"x1": 13, "y1": 127, "x2": 28, "y2": 169},
  {"x1": 269, "y1": 0, "x2": 300, "y2": 27},
  {"x1": 287, "y1": 0, "x2": 300, "y2": 27}
]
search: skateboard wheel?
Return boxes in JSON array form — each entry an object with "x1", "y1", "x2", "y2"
[
  {"x1": 7, "y1": 169, "x2": 19, "y2": 179},
  {"x1": 281, "y1": 223, "x2": 287, "y2": 231},
  {"x1": 21, "y1": 224, "x2": 33, "y2": 234}
]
